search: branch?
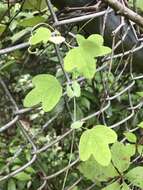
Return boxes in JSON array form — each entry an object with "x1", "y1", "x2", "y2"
[
  {"x1": 102, "y1": 0, "x2": 143, "y2": 28},
  {"x1": 0, "y1": 42, "x2": 29, "y2": 55}
]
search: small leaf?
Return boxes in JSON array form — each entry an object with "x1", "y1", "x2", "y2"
[
  {"x1": 0, "y1": 24, "x2": 6, "y2": 34},
  {"x1": 124, "y1": 132, "x2": 137, "y2": 143},
  {"x1": 8, "y1": 179, "x2": 16, "y2": 190},
  {"x1": 102, "y1": 181, "x2": 120, "y2": 190},
  {"x1": 29, "y1": 27, "x2": 51, "y2": 45},
  {"x1": 111, "y1": 142, "x2": 131, "y2": 173},
  {"x1": 137, "y1": 145, "x2": 143, "y2": 155},
  {"x1": 79, "y1": 125, "x2": 117, "y2": 166},
  {"x1": 138, "y1": 121, "x2": 143, "y2": 128},
  {"x1": 79, "y1": 156, "x2": 118, "y2": 182},
  {"x1": 66, "y1": 84, "x2": 74, "y2": 98},
  {"x1": 72, "y1": 81, "x2": 81, "y2": 97},
  {"x1": 14, "y1": 172, "x2": 31, "y2": 181},
  {"x1": 25, "y1": 167, "x2": 35, "y2": 174},
  {"x1": 71, "y1": 121, "x2": 83, "y2": 129},
  {"x1": 49, "y1": 36, "x2": 65, "y2": 44},
  {"x1": 125, "y1": 167, "x2": 143, "y2": 189},
  {"x1": 24, "y1": 74, "x2": 62, "y2": 112}
]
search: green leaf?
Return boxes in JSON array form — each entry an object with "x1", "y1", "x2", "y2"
[
  {"x1": 0, "y1": 3, "x2": 7, "y2": 19},
  {"x1": 66, "y1": 84, "x2": 74, "y2": 98},
  {"x1": 11, "y1": 28, "x2": 31, "y2": 43},
  {"x1": 79, "y1": 125, "x2": 117, "y2": 166},
  {"x1": 129, "y1": 0, "x2": 143, "y2": 11},
  {"x1": 64, "y1": 47, "x2": 96, "y2": 79},
  {"x1": 23, "y1": 0, "x2": 46, "y2": 10},
  {"x1": 25, "y1": 167, "x2": 35, "y2": 174},
  {"x1": 102, "y1": 181, "x2": 120, "y2": 190},
  {"x1": 19, "y1": 16, "x2": 46, "y2": 27},
  {"x1": 66, "y1": 81, "x2": 81, "y2": 98},
  {"x1": 124, "y1": 132, "x2": 137, "y2": 143},
  {"x1": 138, "y1": 121, "x2": 143, "y2": 128},
  {"x1": 14, "y1": 172, "x2": 31, "y2": 181},
  {"x1": 29, "y1": 27, "x2": 51, "y2": 45},
  {"x1": 125, "y1": 144, "x2": 136, "y2": 157},
  {"x1": 111, "y1": 142, "x2": 131, "y2": 173},
  {"x1": 77, "y1": 34, "x2": 111, "y2": 57},
  {"x1": 8, "y1": 179, "x2": 16, "y2": 190},
  {"x1": 24, "y1": 74, "x2": 62, "y2": 112},
  {"x1": 125, "y1": 167, "x2": 143, "y2": 189},
  {"x1": 121, "y1": 182, "x2": 130, "y2": 190},
  {"x1": 64, "y1": 34, "x2": 111, "y2": 79},
  {"x1": 136, "y1": 91, "x2": 143, "y2": 97},
  {"x1": 72, "y1": 81, "x2": 81, "y2": 97},
  {"x1": 0, "y1": 24, "x2": 6, "y2": 34},
  {"x1": 79, "y1": 156, "x2": 118, "y2": 182},
  {"x1": 71, "y1": 121, "x2": 83, "y2": 129},
  {"x1": 137, "y1": 145, "x2": 143, "y2": 155}
]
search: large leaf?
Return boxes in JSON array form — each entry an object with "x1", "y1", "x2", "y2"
[
  {"x1": 79, "y1": 156, "x2": 118, "y2": 182},
  {"x1": 79, "y1": 125, "x2": 117, "y2": 166},
  {"x1": 24, "y1": 74, "x2": 62, "y2": 112},
  {"x1": 125, "y1": 167, "x2": 143, "y2": 189},
  {"x1": 64, "y1": 34, "x2": 111, "y2": 79},
  {"x1": 111, "y1": 142, "x2": 132, "y2": 173}
]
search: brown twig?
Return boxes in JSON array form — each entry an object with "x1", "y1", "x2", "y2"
[{"x1": 102, "y1": 0, "x2": 143, "y2": 28}]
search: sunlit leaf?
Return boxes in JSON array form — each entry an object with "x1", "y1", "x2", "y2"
[
  {"x1": 79, "y1": 125, "x2": 117, "y2": 166},
  {"x1": 24, "y1": 74, "x2": 62, "y2": 112},
  {"x1": 71, "y1": 121, "x2": 83, "y2": 129},
  {"x1": 124, "y1": 132, "x2": 137, "y2": 143},
  {"x1": 72, "y1": 81, "x2": 81, "y2": 97},
  {"x1": 138, "y1": 121, "x2": 143, "y2": 128},
  {"x1": 29, "y1": 27, "x2": 51, "y2": 45},
  {"x1": 64, "y1": 34, "x2": 111, "y2": 79}
]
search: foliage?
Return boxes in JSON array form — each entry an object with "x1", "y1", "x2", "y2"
[
  {"x1": 64, "y1": 34, "x2": 111, "y2": 79},
  {"x1": 24, "y1": 74, "x2": 62, "y2": 112},
  {"x1": 79, "y1": 125, "x2": 117, "y2": 165},
  {"x1": 1, "y1": 0, "x2": 143, "y2": 190}
]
